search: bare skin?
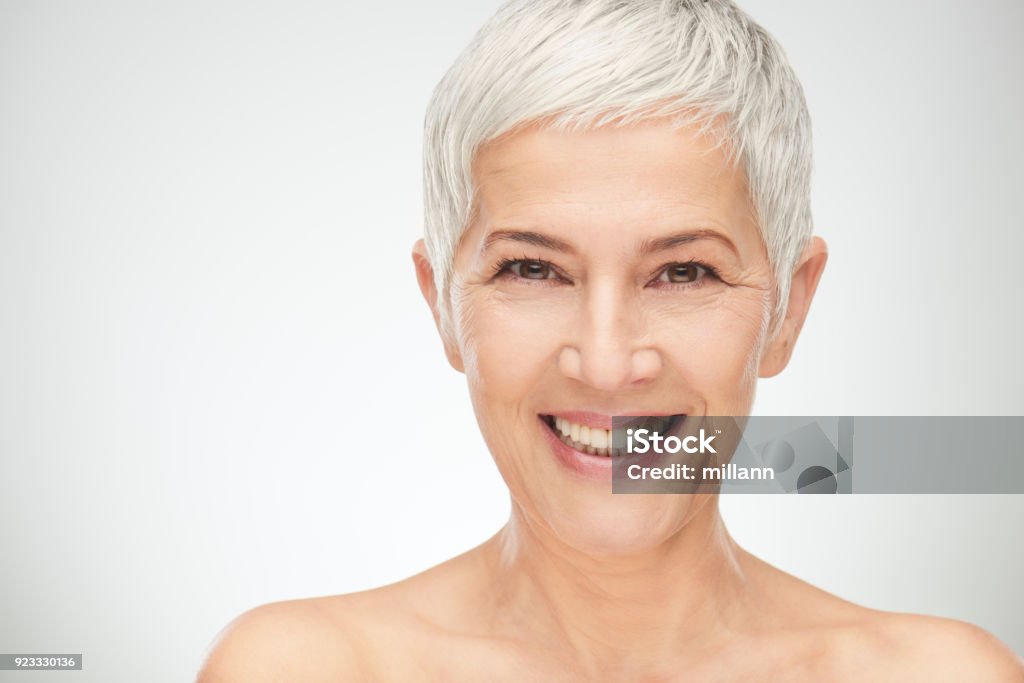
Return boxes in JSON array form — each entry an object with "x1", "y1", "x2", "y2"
[
  {"x1": 198, "y1": 516, "x2": 1023, "y2": 682},
  {"x1": 198, "y1": 122, "x2": 1023, "y2": 682}
]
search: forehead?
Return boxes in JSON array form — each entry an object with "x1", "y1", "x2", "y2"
[{"x1": 471, "y1": 120, "x2": 759, "y2": 247}]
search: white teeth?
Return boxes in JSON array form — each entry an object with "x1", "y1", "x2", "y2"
[{"x1": 549, "y1": 417, "x2": 620, "y2": 456}]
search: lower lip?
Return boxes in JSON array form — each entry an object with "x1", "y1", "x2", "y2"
[{"x1": 538, "y1": 416, "x2": 665, "y2": 482}]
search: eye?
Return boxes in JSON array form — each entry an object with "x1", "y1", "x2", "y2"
[
  {"x1": 501, "y1": 259, "x2": 558, "y2": 280},
  {"x1": 657, "y1": 262, "x2": 711, "y2": 284}
]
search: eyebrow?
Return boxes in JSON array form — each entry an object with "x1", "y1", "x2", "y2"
[
  {"x1": 639, "y1": 229, "x2": 739, "y2": 257},
  {"x1": 483, "y1": 229, "x2": 577, "y2": 254}
]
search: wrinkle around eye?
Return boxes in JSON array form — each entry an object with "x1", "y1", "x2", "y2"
[
  {"x1": 488, "y1": 257, "x2": 576, "y2": 287},
  {"x1": 639, "y1": 285, "x2": 768, "y2": 327}
]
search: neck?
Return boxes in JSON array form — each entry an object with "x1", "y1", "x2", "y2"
[{"x1": 483, "y1": 496, "x2": 751, "y2": 672}]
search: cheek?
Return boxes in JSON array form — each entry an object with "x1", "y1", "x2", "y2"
[
  {"x1": 654, "y1": 292, "x2": 769, "y2": 408},
  {"x1": 453, "y1": 292, "x2": 568, "y2": 484},
  {"x1": 456, "y1": 291, "x2": 566, "y2": 404}
]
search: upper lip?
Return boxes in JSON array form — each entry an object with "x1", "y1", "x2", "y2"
[{"x1": 541, "y1": 410, "x2": 685, "y2": 429}]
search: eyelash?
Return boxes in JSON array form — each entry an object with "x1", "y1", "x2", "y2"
[
  {"x1": 491, "y1": 257, "x2": 722, "y2": 289},
  {"x1": 491, "y1": 257, "x2": 568, "y2": 284}
]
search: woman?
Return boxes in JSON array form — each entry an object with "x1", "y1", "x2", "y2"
[{"x1": 199, "y1": 1, "x2": 1023, "y2": 679}]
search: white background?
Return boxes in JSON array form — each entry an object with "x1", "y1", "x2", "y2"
[{"x1": 1, "y1": 1, "x2": 1022, "y2": 680}]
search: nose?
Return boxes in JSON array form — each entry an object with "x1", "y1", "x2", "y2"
[{"x1": 557, "y1": 281, "x2": 663, "y2": 391}]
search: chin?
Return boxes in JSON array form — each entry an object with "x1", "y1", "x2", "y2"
[{"x1": 535, "y1": 492, "x2": 709, "y2": 558}]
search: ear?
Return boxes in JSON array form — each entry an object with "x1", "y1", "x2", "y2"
[
  {"x1": 758, "y1": 236, "x2": 828, "y2": 378},
  {"x1": 412, "y1": 239, "x2": 464, "y2": 373}
]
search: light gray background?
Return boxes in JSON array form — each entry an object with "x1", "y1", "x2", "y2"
[{"x1": 1, "y1": 1, "x2": 1022, "y2": 681}]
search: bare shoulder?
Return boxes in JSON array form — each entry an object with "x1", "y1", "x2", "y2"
[
  {"x1": 869, "y1": 612, "x2": 1023, "y2": 681},
  {"x1": 778, "y1": 596, "x2": 1021, "y2": 681},
  {"x1": 195, "y1": 552, "x2": 486, "y2": 682},
  {"x1": 828, "y1": 610, "x2": 1024, "y2": 682},
  {"x1": 742, "y1": 553, "x2": 1022, "y2": 681},
  {"x1": 195, "y1": 596, "x2": 377, "y2": 682}
]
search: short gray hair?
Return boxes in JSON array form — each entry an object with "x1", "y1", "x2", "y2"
[{"x1": 423, "y1": 0, "x2": 813, "y2": 338}]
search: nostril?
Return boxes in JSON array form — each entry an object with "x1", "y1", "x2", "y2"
[
  {"x1": 558, "y1": 345, "x2": 661, "y2": 390},
  {"x1": 632, "y1": 348, "x2": 663, "y2": 381},
  {"x1": 557, "y1": 346, "x2": 583, "y2": 380}
]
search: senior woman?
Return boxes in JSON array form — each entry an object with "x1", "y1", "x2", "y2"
[{"x1": 199, "y1": 1, "x2": 1023, "y2": 680}]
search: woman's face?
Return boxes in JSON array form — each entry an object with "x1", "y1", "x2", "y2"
[{"x1": 416, "y1": 120, "x2": 822, "y2": 555}]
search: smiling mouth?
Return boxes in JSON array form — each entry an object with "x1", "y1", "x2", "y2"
[{"x1": 540, "y1": 414, "x2": 684, "y2": 457}]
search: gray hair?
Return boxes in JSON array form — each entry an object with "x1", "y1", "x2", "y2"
[{"x1": 423, "y1": 0, "x2": 812, "y2": 338}]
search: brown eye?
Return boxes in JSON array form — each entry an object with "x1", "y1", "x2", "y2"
[
  {"x1": 514, "y1": 260, "x2": 553, "y2": 280},
  {"x1": 662, "y1": 263, "x2": 705, "y2": 283}
]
